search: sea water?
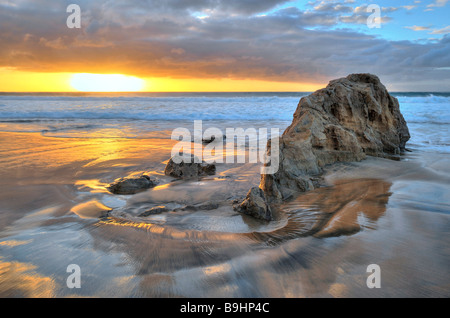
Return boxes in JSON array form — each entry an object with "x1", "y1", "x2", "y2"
[{"x1": 0, "y1": 92, "x2": 448, "y2": 154}]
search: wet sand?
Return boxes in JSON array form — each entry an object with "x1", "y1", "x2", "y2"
[{"x1": 0, "y1": 131, "x2": 449, "y2": 297}]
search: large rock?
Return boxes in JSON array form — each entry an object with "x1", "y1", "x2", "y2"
[
  {"x1": 239, "y1": 73, "x2": 410, "y2": 219},
  {"x1": 164, "y1": 154, "x2": 216, "y2": 179}
]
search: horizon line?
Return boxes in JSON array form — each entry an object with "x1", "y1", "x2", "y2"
[{"x1": 1, "y1": 91, "x2": 450, "y2": 94}]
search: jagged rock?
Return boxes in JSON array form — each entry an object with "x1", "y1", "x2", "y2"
[
  {"x1": 239, "y1": 73, "x2": 410, "y2": 220},
  {"x1": 107, "y1": 175, "x2": 158, "y2": 195},
  {"x1": 237, "y1": 187, "x2": 273, "y2": 221},
  {"x1": 164, "y1": 154, "x2": 216, "y2": 179}
]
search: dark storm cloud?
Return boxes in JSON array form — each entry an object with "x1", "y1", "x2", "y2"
[{"x1": 0, "y1": 0, "x2": 449, "y2": 90}]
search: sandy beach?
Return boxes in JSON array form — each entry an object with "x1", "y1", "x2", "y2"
[
  {"x1": 0, "y1": 124, "x2": 449, "y2": 297},
  {"x1": 1, "y1": 0, "x2": 450, "y2": 301}
]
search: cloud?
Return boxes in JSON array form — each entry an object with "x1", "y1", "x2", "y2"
[
  {"x1": 208, "y1": 0, "x2": 293, "y2": 15},
  {"x1": 425, "y1": 0, "x2": 449, "y2": 10},
  {"x1": 427, "y1": 0, "x2": 449, "y2": 7},
  {"x1": 0, "y1": 0, "x2": 449, "y2": 91},
  {"x1": 304, "y1": 2, "x2": 396, "y2": 27},
  {"x1": 430, "y1": 26, "x2": 450, "y2": 34},
  {"x1": 338, "y1": 4, "x2": 395, "y2": 25},
  {"x1": 312, "y1": 1, "x2": 353, "y2": 13},
  {"x1": 402, "y1": 5, "x2": 417, "y2": 10},
  {"x1": 405, "y1": 25, "x2": 431, "y2": 31}
]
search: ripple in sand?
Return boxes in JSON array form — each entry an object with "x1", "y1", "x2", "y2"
[{"x1": 70, "y1": 200, "x2": 112, "y2": 219}]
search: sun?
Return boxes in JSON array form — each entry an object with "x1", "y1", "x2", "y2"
[{"x1": 70, "y1": 73, "x2": 145, "y2": 92}]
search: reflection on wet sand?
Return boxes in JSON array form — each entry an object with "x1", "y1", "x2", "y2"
[
  {"x1": 0, "y1": 131, "x2": 449, "y2": 298},
  {"x1": 83, "y1": 177, "x2": 393, "y2": 297},
  {"x1": 91, "y1": 177, "x2": 392, "y2": 260},
  {"x1": 281, "y1": 178, "x2": 392, "y2": 239},
  {"x1": 0, "y1": 257, "x2": 56, "y2": 297}
]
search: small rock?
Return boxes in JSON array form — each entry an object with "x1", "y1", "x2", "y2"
[
  {"x1": 190, "y1": 135, "x2": 226, "y2": 144},
  {"x1": 237, "y1": 187, "x2": 273, "y2": 221},
  {"x1": 202, "y1": 135, "x2": 226, "y2": 144},
  {"x1": 200, "y1": 202, "x2": 220, "y2": 210},
  {"x1": 164, "y1": 154, "x2": 216, "y2": 179},
  {"x1": 107, "y1": 175, "x2": 158, "y2": 195},
  {"x1": 182, "y1": 202, "x2": 220, "y2": 211}
]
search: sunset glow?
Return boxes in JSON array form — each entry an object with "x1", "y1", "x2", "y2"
[
  {"x1": 70, "y1": 74, "x2": 145, "y2": 92},
  {"x1": 0, "y1": 1, "x2": 449, "y2": 91},
  {"x1": 0, "y1": 68, "x2": 321, "y2": 92}
]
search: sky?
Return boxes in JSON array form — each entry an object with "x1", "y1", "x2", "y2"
[{"x1": 0, "y1": 0, "x2": 449, "y2": 92}]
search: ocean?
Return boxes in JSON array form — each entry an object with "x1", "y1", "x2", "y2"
[
  {"x1": 0, "y1": 92, "x2": 449, "y2": 297},
  {"x1": 0, "y1": 92, "x2": 449, "y2": 153}
]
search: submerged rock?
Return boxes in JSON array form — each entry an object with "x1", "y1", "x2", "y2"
[
  {"x1": 180, "y1": 202, "x2": 220, "y2": 211},
  {"x1": 107, "y1": 175, "x2": 158, "y2": 195},
  {"x1": 239, "y1": 73, "x2": 410, "y2": 220},
  {"x1": 139, "y1": 206, "x2": 169, "y2": 217},
  {"x1": 202, "y1": 135, "x2": 226, "y2": 144},
  {"x1": 164, "y1": 154, "x2": 216, "y2": 179},
  {"x1": 190, "y1": 135, "x2": 226, "y2": 144}
]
